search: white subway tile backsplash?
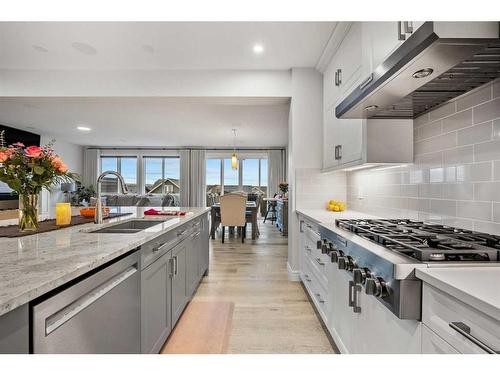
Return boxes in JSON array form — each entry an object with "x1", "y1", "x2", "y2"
[
  {"x1": 494, "y1": 203, "x2": 500, "y2": 223},
  {"x1": 429, "y1": 102, "x2": 456, "y2": 121},
  {"x1": 430, "y1": 199, "x2": 457, "y2": 216},
  {"x1": 473, "y1": 97, "x2": 500, "y2": 124},
  {"x1": 457, "y1": 201, "x2": 492, "y2": 221},
  {"x1": 442, "y1": 109, "x2": 473, "y2": 133},
  {"x1": 493, "y1": 119, "x2": 500, "y2": 139},
  {"x1": 456, "y1": 85, "x2": 492, "y2": 112},
  {"x1": 443, "y1": 146, "x2": 473, "y2": 165},
  {"x1": 419, "y1": 184, "x2": 442, "y2": 198},
  {"x1": 474, "y1": 182, "x2": 500, "y2": 201},
  {"x1": 474, "y1": 140, "x2": 500, "y2": 163},
  {"x1": 442, "y1": 183, "x2": 474, "y2": 200},
  {"x1": 417, "y1": 120, "x2": 442, "y2": 140},
  {"x1": 346, "y1": 80, "x2": 500, "y2": 234},
  {"x1": 494, "y1": 81, "x2": 500, "y2": 99},
  {"x1": 415, "y1": 133, "x2": 456, "y2": 155},
  {"x1": 457, "y1": 121, "x2": 492, "y2": 146}
]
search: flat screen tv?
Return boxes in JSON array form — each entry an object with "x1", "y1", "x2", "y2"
[{"x1": 0, "y1": 125, "x2": 41, "y2": 209}]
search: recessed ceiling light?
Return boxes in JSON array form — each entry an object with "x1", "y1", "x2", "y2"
[
  {"x1": 77, "y1": 126, "x2": 91, "y2": 132},
  {"x1": 71, "y1": 42, "x2": 98, "y2": 55},
  {"x1": 253, "y1": 44, "x2": 264, "y2": 54},
  {"x1": 32, "y1": 45, "x2": 48, "y2": 53}
]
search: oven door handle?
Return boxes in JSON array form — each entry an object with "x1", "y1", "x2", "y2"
[{"x1": 449, "y1": 322, "x2": 499, "y2": 354}]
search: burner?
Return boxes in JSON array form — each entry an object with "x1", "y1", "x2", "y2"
[{"x1": 336, "y1": 218, "x2": 500, "y2": 262}]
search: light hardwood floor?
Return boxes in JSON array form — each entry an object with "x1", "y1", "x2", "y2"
[{"x1": 162, "y1": 219, "x2": 336, "y2": 354}]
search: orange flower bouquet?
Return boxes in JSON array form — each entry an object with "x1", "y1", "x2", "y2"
[{"x1": 0, "y1": 138, "x2": 76, "y2": 231}]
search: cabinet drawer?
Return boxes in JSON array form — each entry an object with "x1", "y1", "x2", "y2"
[
  {"x1": 301, "y1": 261, "x2": 329, "y2": 324},
  {"x1": 423, "y1": 284, "x2": 500, "y2": 354},
  {"x1": 304, "y1": 248, "x2": 329, "y2": 291},
  {"x1": 422, "y1": 324, "x2": 459, "y2": 354}
]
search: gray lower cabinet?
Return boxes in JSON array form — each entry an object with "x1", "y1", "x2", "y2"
[
  {"x1": 199, "y1": 216, "x2": 209, "y2": 277},
  {"x1": 186, "y1": 230, "x2": 200, "y2": 298},
  {"x1": 171, "y1": 240, "x2": 188, "y2": 327},
  {"x1": 0, "y1": 304, "x2": 29, "y2": 354},
  {"x1": 141, "y1": 250, "x2": 172, "y2": 354}
]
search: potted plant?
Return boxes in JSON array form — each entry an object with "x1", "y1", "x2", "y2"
[
  {"x1": 0, "y1": 138, "x2": 76, "y2": 231},
  {"x1": 279, "y1": 182, "x2": 288, "y2": 198},
  {"x1": 70, "y1": 180, "x2": 96, "y2": 206}
]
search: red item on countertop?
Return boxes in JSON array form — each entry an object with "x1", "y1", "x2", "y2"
[{"x1": 144, "y1": 208, "x2": 187, "y2": 216}]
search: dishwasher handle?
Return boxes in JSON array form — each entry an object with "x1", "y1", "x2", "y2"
[{"x1": 45, "y1": 265, "x2": 138, "y2": 335}]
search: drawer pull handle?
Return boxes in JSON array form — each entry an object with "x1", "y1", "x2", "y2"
[
  {"x1": 315, "y1": 293, "x2": 325, "y2": 303},
  {"x1": 449, "y1": 322, "x2": 499, "y2": 354},
  {"x1": 315, "y1": 258, "x2": 325, "y2": 266},
  {"x1": 304, "y1": 274, "x2": 312, "y2": 283},
  {"x1": 305, "y1": 246, "x2": 312, "y2": 252}
]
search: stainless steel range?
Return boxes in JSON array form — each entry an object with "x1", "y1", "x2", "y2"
[{"x1": 318, "y1": 219, "x2": 500, "y2": 321}]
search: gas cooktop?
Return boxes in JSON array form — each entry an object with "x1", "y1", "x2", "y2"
[{"x1": 336, "y1": 219, "x2": 500, "y2": 262}]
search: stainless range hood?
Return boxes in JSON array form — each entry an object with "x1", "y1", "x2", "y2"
[{"x1": 336, "y1": 22, "x2": 500, "y2": 119}]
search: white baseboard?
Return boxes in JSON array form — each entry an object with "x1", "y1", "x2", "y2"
[{"x1": 287, "y1": 262, "x2": 300, "y2": 281}]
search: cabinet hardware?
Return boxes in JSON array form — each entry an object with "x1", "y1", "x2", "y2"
[
  {"x1": 334, "y1": 145, "x2": 343, "y2": 160},
  {"x1": 403, "y1": 21, "x2": 413, "y2": 34},
  {"x1": 173, "y1": 256, "x2": 178, "y2": 276},
  {"x1": 359, "y1": 73, "x2": 373, "y2": 90},
  {"x1": 337, "y1": 68, "x2": 342, "y2": 86},
  {"x1": 397, "y1": 21, "x2": 406, "y2": 41},
  {"x1": 348, "y1": 280, "x2": 361, "y2": 313},
  {"x1": 177, "y1": 229, "x2": 187, "y2": 237},
  {"x1": 449, "y1": 322, "x2": 499, "y2": 354},
  {"x1": 45, "y1": 266, "x2": 137, "y2": 335},
  {"x1": 315, "y1": 258, "x2": 325, "y2": 266},
  {"x1": 315, "y1": 293, "x2": 325, "y2": 303},
  {"x1": 305, "y1": 246, "x2": 312, "y2": 252},
  {"x1": 299, "y1": 220, "x2": 304, "y2": 233}
]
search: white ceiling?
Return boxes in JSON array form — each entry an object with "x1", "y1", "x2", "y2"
[
  {"x1": 0, "y1": 22, "x2": 335, "y2": 70},
  {"x1": 0, "y1": 97, "x2": 290, "y2": 147}
]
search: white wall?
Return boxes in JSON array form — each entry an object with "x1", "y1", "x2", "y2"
[
  {"x1": 287, "y1": 68, "x2": 324, "y2": 280},
  {"x1": 39, "y1": 135, "x2": 83, "y2": 218},
  {"x1": 0, "y1": 69, "x2": 291, "y2": 97}
]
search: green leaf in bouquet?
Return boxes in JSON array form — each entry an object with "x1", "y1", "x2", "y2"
[{"x1": 33, "y1": 165, "x2": 45, "y2": 175}]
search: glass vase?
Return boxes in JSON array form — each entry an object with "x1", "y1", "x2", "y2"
[{"x1": 18, "y1": 193, "x2": 39, "y2": 232}]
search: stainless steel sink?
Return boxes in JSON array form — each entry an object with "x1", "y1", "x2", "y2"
[{"x1": 90, "y1": 220, "x2": 168, "y2": 234}]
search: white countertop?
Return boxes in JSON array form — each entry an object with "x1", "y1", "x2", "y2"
[
  {"x1": 295, "y1": 208, "x2": 379, "y2": 225},
  {"x1": 0, "y1": 206, "x2": 209, "y2": 317},
  {"x1": 416, "y1": 267, "x2": 500, "y2": 322}
]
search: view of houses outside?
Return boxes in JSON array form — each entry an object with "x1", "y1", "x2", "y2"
[{"x1": 206, "y1": 158, "x2": 268, "y2": 201}]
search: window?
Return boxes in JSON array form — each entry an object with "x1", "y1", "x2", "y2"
[
  {"x1": 205, "y1": 157, "x2": 268, "y2": 198},
  {"x1": 100, "y1": 156, "x2": 138, "y2": 193},
  {"x1": 223, "y1": 158, "x2": 239, "y2": 193},
  {"x1": 144, "y1": 157, "x2": 180, "y2": 194},
  {"x1": 206, "y1": 159, "x2": 222, "y2": 195}
]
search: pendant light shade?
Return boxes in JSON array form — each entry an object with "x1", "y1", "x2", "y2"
[
  {"x1": 231, "y1": 152, "x2": 238, "y2": 170},
  {"x1": 231, "y1": 128, "x2": 238, "y2": 170}
]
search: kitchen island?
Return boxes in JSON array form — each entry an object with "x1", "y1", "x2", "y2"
[{"x1": 0, "y1": 206, "x2": 210, "y2": 354}]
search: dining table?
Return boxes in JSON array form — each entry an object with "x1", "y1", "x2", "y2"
[{"x1": 210, "y1": 201, "x2": 259, "y2": 240}]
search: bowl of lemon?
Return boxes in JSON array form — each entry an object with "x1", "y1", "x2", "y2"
[{"x1": 327, "y1": 200, "x2": 346, "y2": 212}]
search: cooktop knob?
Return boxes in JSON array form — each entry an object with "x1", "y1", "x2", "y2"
[
  {"x1": 321, "y1": 241, "x2": 331, "y2": 254},
  {"x1": 365, "y1": 277, "x2": 388, "y2": 298},
  {"x1": 353, "y1": 267, "x2": 370, "y2": 284},
  {"x1": 317, "y1": 239, "x2": 327, "y2": 250},
  {"x1": 337, "y1": 256, "x2": 347, "y2": 269},
  {"x1": 345, "y1": 256, "x2": 357, "y2": 271}
]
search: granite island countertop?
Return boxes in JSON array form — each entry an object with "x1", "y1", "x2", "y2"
[{"x1": 0, "y1": 206, "x2": 209, "y2": 317}]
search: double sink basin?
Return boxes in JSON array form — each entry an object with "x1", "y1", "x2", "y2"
[{"x1": 91, "y1": 219, "x2": 171, "y2": 234}]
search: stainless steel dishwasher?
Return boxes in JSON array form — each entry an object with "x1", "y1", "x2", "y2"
[{"x1": 32, "y1": 251, "x2": 140, "y2": 353}]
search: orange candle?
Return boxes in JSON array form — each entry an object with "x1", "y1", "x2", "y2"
[{"x1": 56, "y1": 203, "x2": 72, "y2": 226}]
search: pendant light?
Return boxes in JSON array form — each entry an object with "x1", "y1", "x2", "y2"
[{"x1": 231, "y1": 128, "x2": 238, "y2": 170}]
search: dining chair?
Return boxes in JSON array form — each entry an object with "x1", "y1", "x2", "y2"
[
  {"x1": 219, "y1": 193, "x2": 247, "y2": 243},
  {"x1": 263, "y1": 193, "x2": 278, "y2": 224}
]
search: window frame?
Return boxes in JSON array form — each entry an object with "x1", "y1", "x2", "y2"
[
  {"x1": 143, "y1": 155, "x2": 181, "y2": 195},
  {"x1": 206, "y1": 155, "x2": 268, "y2": 194},
  {"x1": 99, "y1": 155, "x2": 139, "y2": 193}
]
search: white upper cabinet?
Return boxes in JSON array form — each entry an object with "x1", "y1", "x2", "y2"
[
  {"x1": 321, "y1": 21, "x2": 414, "y2": 172},
  {"x1": 361, "y1": 21, "x2": 424, "y2": 77}
]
